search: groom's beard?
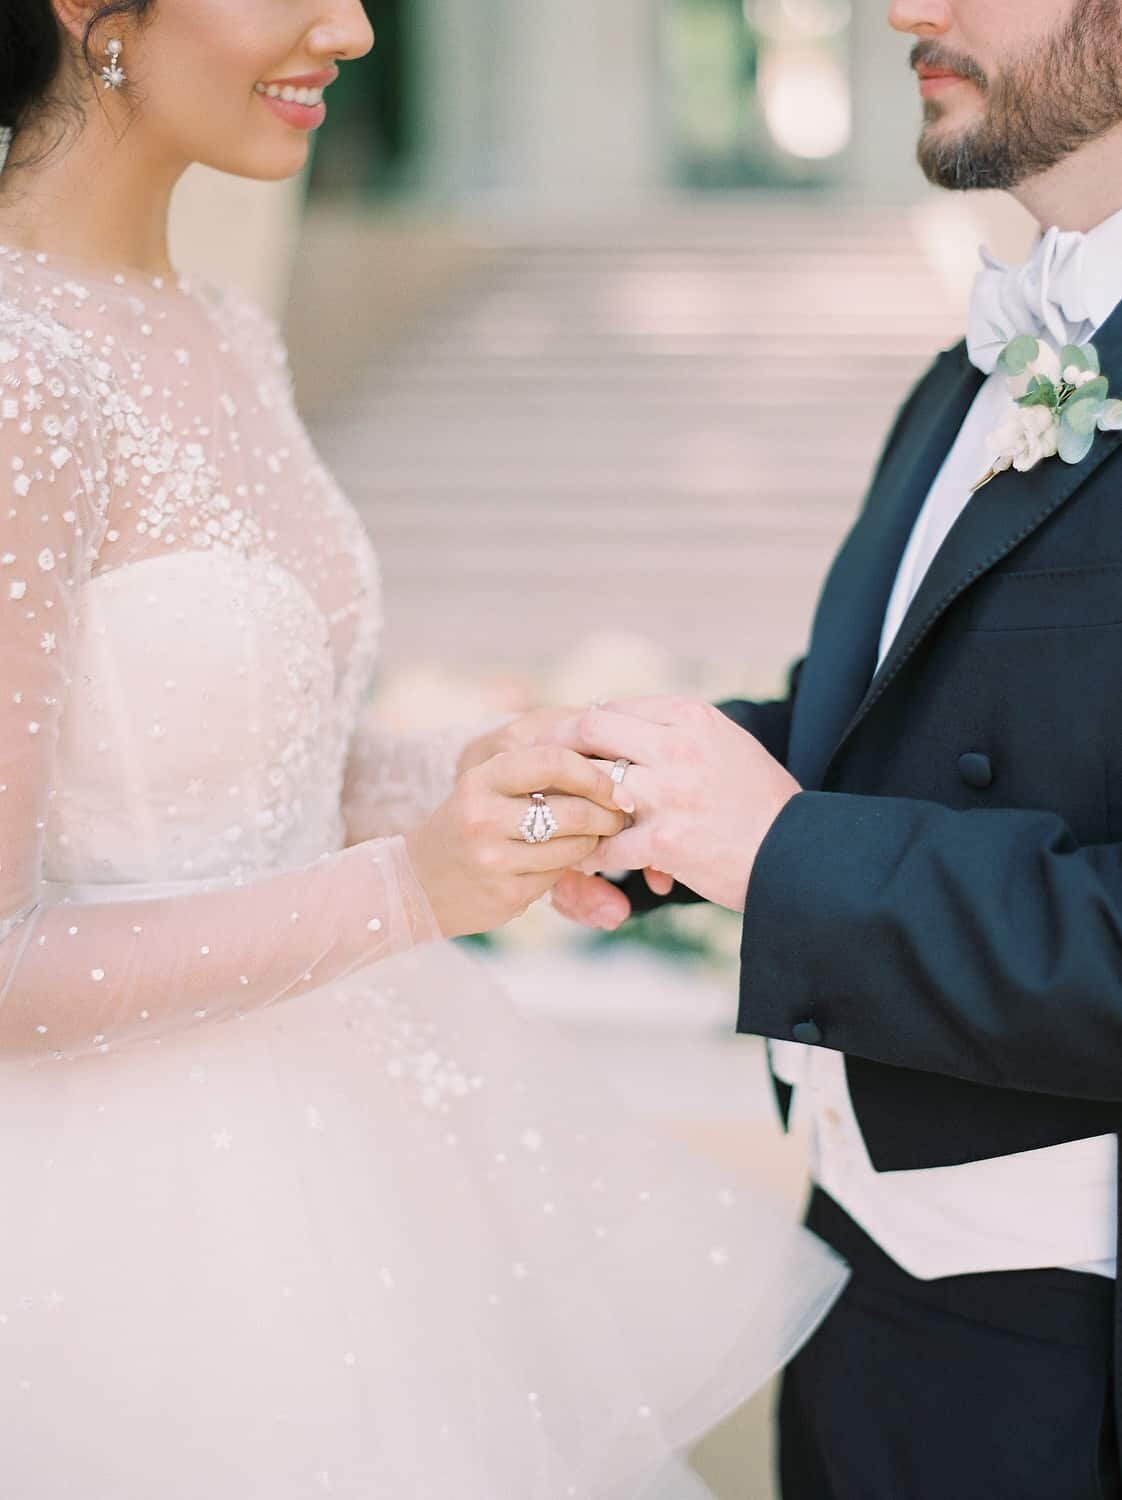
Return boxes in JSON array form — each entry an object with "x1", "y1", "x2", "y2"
[{"x1": 915, "y1": 0, "x2": 1122, "y2": 193}]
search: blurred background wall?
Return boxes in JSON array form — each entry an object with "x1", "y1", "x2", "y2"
[{"x1": 171, "y1": 5, "x2": 1035, "y2": 1495}]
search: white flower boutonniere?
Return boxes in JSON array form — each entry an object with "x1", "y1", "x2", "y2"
[{"x1": 973, "y1": 335, "x2": 1122, "y2": 493}]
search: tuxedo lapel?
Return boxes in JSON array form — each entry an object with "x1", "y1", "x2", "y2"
[
  {"x1": 833, "y1": 302, "x2": 1122, "y2": 759},
  {"x1": 787, "y1": 344, "x2": 984, "y2": 789}
]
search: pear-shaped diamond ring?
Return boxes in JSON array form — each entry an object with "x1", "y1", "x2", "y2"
[{"x1": 520, "y1": 792, "x2": 559, "y2": 845}]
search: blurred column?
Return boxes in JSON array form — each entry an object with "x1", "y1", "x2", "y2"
[
  {"x1": 414, "y1": 0, "x2": 665, "y2": 213},
  {"x1": 844, "y1": 4, "x2": 925, "y2": 202},
  {"x1": 412, "y1": 0, "x2": 512, "y2": 202},
  {"x1": 507, "y1": 0, "x2": 664, "y2": 212},
  {"x1": 170, "y1": 166, "x2": 305, "y2": 318}
]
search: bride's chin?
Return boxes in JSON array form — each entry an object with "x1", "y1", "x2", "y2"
[{"x1": 205, "y1": 141, "x2": 313, "y2": 184}]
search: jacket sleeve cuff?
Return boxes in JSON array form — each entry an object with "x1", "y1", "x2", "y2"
[{"x1": 738, "y1": 790, "x2": 887, "y2": 1047}]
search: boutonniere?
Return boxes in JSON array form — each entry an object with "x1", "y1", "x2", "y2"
[{"x1": 972, "y1": 335, "x2": 1122, "y2": 493}]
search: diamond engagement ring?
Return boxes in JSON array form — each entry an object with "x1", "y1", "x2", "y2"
[
  {"x1": 520, "y1": 792, "x2": 559, "y2": 844},
  {"x1": 610, "y1": 759, "x2": 632, "y2": 787}
]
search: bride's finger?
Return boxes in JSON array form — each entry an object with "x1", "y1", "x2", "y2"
[
  {"x1": 515, "y1": 834, "x2": 604, "y2": 874},
  {"x1": 505, "y1": 795, "x2": 625, "y2": 843},
  {"x1": 484, "y1": 745, "x2": 619, "y2": 811}
]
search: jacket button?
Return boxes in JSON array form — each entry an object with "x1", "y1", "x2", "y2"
[
  {"x1": 958, "y1": 752, "x2": 993, "y2": 789},
  {"x1": 792, "y1": 1019, "x2": 823, "y2": 1045}
]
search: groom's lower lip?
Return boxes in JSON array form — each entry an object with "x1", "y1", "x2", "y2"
[{"x1": 917, "y1": 72, "x2": 967, "y2": 98}]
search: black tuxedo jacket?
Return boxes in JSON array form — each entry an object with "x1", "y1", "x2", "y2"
[
  {"x1": 631, "y1": 307, "x2": 1122, "y2": 1173},
  {"x1": 624, "y1": 302, "x2": 1122, "y2": 1451}
]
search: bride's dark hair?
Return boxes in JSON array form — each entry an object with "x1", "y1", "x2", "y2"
[{"x1": 1, "y1": 0, "x2": 154, "y2": 135}]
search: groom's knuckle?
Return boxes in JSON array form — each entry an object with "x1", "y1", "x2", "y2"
[
  {"x1": 574, "y1": 709, "x2": 601, "y2": 751},
  {"x1": 648, "y1": 823, "x2": 673, "y2": 864},
  {"x1": 682, "y1": 700, "x2": 712, "y2": 733},
  {"x1": 666, "y1": 733, "x2": 690, "y2": 768}
]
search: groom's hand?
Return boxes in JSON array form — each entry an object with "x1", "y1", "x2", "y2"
[{"x1": 535, "y1": 698, "x2": 800, "y2": 913}]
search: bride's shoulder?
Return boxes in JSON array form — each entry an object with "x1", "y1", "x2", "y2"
[
  {"x1": 0, "y1": 296, "x2": 111, "y2": 551},
  {"x1": 0, "y1": 290, "x2": 95, "y2": 376},
  {"x1": 193, "y1": 279, "x2": 293, "y2": 394}
]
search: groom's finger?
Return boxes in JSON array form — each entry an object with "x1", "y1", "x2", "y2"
[
  {"x1": 597, "y1": 696, "x2": 695, "y2": 726},
  {"x1": 580, "y1": 825, "x2": 657, "y2": 876},
  {"x1": 547, "y1": 708, "x2": 668, "y2": 769}
]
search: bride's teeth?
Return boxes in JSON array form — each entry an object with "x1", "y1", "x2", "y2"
[{"x1": 260, "y1": 83, "x2": 324, "y2": 106}]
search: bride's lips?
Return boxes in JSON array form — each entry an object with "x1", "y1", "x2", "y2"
[
  {"x1": 255, "y1": 66, "x2": 338, "y2": 131},
  {"x1": 914, "y1": 63, "x2": 970, "y2": 99}
]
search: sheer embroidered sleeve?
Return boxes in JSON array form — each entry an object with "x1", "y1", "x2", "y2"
[{"x1": 0, "y1": 316, "x2": 439, "y2": 1061}]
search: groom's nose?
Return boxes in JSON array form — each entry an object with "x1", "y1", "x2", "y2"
[{"x1": 888, "y1": 0, "x2": 952, "y2": 36}]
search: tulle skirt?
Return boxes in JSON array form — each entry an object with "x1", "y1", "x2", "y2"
[{"x1": 0, "y1": 937, "x2": 845, "y2": 1497}]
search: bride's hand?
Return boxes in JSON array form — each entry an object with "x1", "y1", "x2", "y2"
[
  {"x1": 456, "y1": 707, "x2": 581, "y2": 778},
  {"x1": 405, "y1": 747, "x2": 627, "y2": 939}
]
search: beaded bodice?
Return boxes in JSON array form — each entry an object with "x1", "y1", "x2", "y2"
[{"x1": 0, "y1": 246, "x2": 383, "y2": 889}]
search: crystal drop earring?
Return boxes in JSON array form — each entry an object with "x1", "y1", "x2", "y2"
[{"x1": 100, "y1": 39, "x2": 127, "y2": 91}]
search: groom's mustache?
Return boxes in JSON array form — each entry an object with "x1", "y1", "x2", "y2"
[{"x1": 910, "y1": 39, "x2": 989, "y2": 93}]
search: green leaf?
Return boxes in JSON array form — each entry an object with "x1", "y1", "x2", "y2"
[
  {"x1": 1098, "y1": 399, "x2": 1122, "y2": 432},
  {"x1": 1062, "y1": 377, "x2": 1109, "y2": 433},
  {"x1": 1060, "y1": 344, "x2": 1093, "y2": 375},
  {"x1": 997, "y1": 335, "x2": 1040, "y2": 376},
  {"x1": 1059, "y1": 422, "x2": 1096, "y2": 464},
  {"x1": 1016, "y1": 376, "x2": 1058, "y2": 409}
]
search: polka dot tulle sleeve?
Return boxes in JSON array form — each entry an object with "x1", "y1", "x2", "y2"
[{"x1": 0, "y1": 279, "x2": 439, "y2": 1061}]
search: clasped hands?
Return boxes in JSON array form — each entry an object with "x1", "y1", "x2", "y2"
[{"x1": 458, "y1": 699, "x2": 801, "y2": 932}]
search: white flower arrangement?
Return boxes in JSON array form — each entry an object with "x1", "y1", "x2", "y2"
[{"x1": 974, "y1": 333, "x2": 1122, "y2": 493}]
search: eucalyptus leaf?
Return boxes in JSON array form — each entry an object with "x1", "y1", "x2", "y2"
[
  {"x1": 1060, "y1": 344, "x2": 1094, "y2": 375},
  {"x1": 1058, "y1": 421, "x2": 1097, "y2": 464},
  {"x1": 1062, "y1": 376, "x2": 1109, "y2": 429},
  {"x1": 1063, "y1": 399, "x2": 1106, "y2": 437},
  {"x1": 997, "y1": 335, "x2": 1040, "y2": 376},
  {"x1": 1098, "y1": 399, "x2": 1122, "y2": 431}
]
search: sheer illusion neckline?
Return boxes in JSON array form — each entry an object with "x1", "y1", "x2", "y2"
[{"x1": 0, "y1": 242, "x2": 192, "y2": 297}]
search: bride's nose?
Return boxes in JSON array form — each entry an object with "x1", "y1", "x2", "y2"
[{"x1": 309, "y1": 3, "x2": 376, "y2": 64}]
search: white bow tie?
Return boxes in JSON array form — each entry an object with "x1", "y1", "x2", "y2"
[{"x1": 966, "y1": 225, "x2": 1096, "y2": 374}]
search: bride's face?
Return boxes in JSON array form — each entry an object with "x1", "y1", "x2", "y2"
[{"x1": 89, "y1": 0, "x2": 375, "y2": 181}]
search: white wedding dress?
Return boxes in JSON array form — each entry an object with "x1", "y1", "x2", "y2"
[{"x1": 0, "y1": 245, "x2": 844, "y2": 1498}]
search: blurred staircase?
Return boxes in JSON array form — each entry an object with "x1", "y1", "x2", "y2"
[{"x1": 315, "y1": 198, "x2": 964, "y2": 693}]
